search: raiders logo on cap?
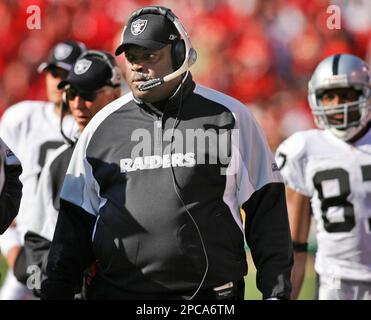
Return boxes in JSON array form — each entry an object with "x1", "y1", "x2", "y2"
[
  {"x1": 74, "y1": 59, "x2": 92, "y2": 75},
  {"x1": 131, "y1": 19, "x2": 147, "y2": 36},
  {"x1": 54, "y1": 43, "x2": 73, "y2": 60}
]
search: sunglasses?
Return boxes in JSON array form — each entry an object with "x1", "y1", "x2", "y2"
[
  {"x1": 48, "y1": 67, "x2": 68, "y2": 79},
  {"x1": 66, "y1": 86, "x2": 107, "y2": 102}
]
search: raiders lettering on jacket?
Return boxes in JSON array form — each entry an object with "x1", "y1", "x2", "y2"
[{"x1": 120, "y1": 152, "x2": 196, "y2": 173}]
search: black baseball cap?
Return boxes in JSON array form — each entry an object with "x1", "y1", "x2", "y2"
[
  {"x1": 115, "y1": 14, "x2": 179, "y2": 56},
  {"x1": 38, "y1": 41, "x2": 87, "y2": 73},
  {"x1": 58, "y1": 52, "x2": 116, "y2": 92}
]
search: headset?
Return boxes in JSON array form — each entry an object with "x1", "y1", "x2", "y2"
[
  {"x1": 126, "y1": 7, "x2": 206, "y2": 299},
  {"x1": 59, "y1": 102, "x2": 76, "y2": 146},
  {"x1": 61, "y1": 50, "x2": 122, "y2": 111},
  {"x1": 125, "y1": 6, "x2": 197, "y2": 91},
  {"x1": 78, "y1": 50, "x2": 122, "y2": 87},
  {"x1": 168, "y1": 87, "x2": 209, "y2": 300}
]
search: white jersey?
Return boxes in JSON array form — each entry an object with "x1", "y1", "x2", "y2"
[
  {"x1": 28, "y1": 143, "x2": 71, "y2": 241},
  {"x1": 276, "y1": 129, "x2": 371, "y2": 281},
  {"x1": 0, "y1": 101, "x2": 76, "y2": 249}
]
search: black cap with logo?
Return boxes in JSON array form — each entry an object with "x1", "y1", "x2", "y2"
[
  {"x1": 115, "y1": 14, "x2": 179, "y2": 56},
  {"x1": 38, "y1": 41, "x2": 87, "y2": 73},
  {"x1": 58, "y1": 51, "x2": 118, "y2": 92}
]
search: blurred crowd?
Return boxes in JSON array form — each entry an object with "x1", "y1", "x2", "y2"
[{"x1": 0, "y1": 0, "x2": 370, "y2": 150}]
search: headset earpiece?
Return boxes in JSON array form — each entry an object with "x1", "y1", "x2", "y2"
[{"x1": 171, "y1": 39, "x2": 185, "y2": 71}]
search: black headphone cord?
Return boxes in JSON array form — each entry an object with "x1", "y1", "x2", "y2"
[
  {"x1": 59, "y1": 99, "x2": 75, "y2": 147},
  {"x1": 168, "y1": 84, "x2": 209, "y2": 300}
]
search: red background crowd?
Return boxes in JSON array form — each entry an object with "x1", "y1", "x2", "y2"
[{"x1": 1, "y1": 0, "x2": 370, "y2": 150}]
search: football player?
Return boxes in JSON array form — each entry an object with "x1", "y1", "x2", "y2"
[
  {"x1": 0, "y1": 41, "x2": 85, "y2": 300},
  {"x1": 276, "y1": 53, "x2": 371, "y2": 300}
]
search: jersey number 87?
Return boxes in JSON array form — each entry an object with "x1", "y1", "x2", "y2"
[{"x1": 313, "y1": 165, "x2": 371, "y2": 233}]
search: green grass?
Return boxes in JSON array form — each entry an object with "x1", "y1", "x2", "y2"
[
  {"x1": 0, "y1": 254, "x2": 7, "y2": 287},
  {"x1": 244, "y1": 252, "x2": 316, "y2": 300}
]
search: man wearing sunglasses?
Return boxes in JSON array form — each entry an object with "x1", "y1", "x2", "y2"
[
  {"x1": 63, "y1": 85, "x2": 120, "y2": 131},
  {"x1": 22, "y1": 51, "x2": 122, "y2": 298},
  {"x1": 0, "y1": 41, "x2": 85, "y2": 300}
]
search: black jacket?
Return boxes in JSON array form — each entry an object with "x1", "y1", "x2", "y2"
[
  {"x1": 0, "y1": 164, "x2": 22, "y2": 234},
  {"x1": 42, "y1": 74, "x2": 293, "y2": 300}
]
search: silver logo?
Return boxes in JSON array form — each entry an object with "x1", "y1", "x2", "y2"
[
  {"x1": 74, "y1": 59, "x2": 92, "y2": 75},
  {"x1": 131, "y1": 19, "x2": 147, "y2": 36},
  {"x1": 54, "y1": 44, "x2": 73, "y2": 60}
]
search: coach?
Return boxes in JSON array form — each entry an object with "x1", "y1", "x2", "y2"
[{"x1": 42, "y1": 6, "x2": 293, "y2": 300}]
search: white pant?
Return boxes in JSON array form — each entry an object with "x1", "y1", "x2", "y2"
[
  {"x1": 319, "y1": 275, "x2": 371, "y2": 300},
  {"x1": 0, "y1": 270, "x2": 34, "y2": 300}
]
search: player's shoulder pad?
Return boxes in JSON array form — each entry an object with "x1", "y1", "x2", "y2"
[
  {"x1": 275, "y1": 129, "x2": 323, "y2": 169},
  {"x1": 276, "y1": 129, "x2": 320, "y2": 169},
  {"x1": 1, "y1": 101, "x2": 51, "y2": 127}
]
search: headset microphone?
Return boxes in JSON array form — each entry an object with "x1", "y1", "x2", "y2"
[{"x1": 138, "y1": 78, "x2": 164, "y2": 91}]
